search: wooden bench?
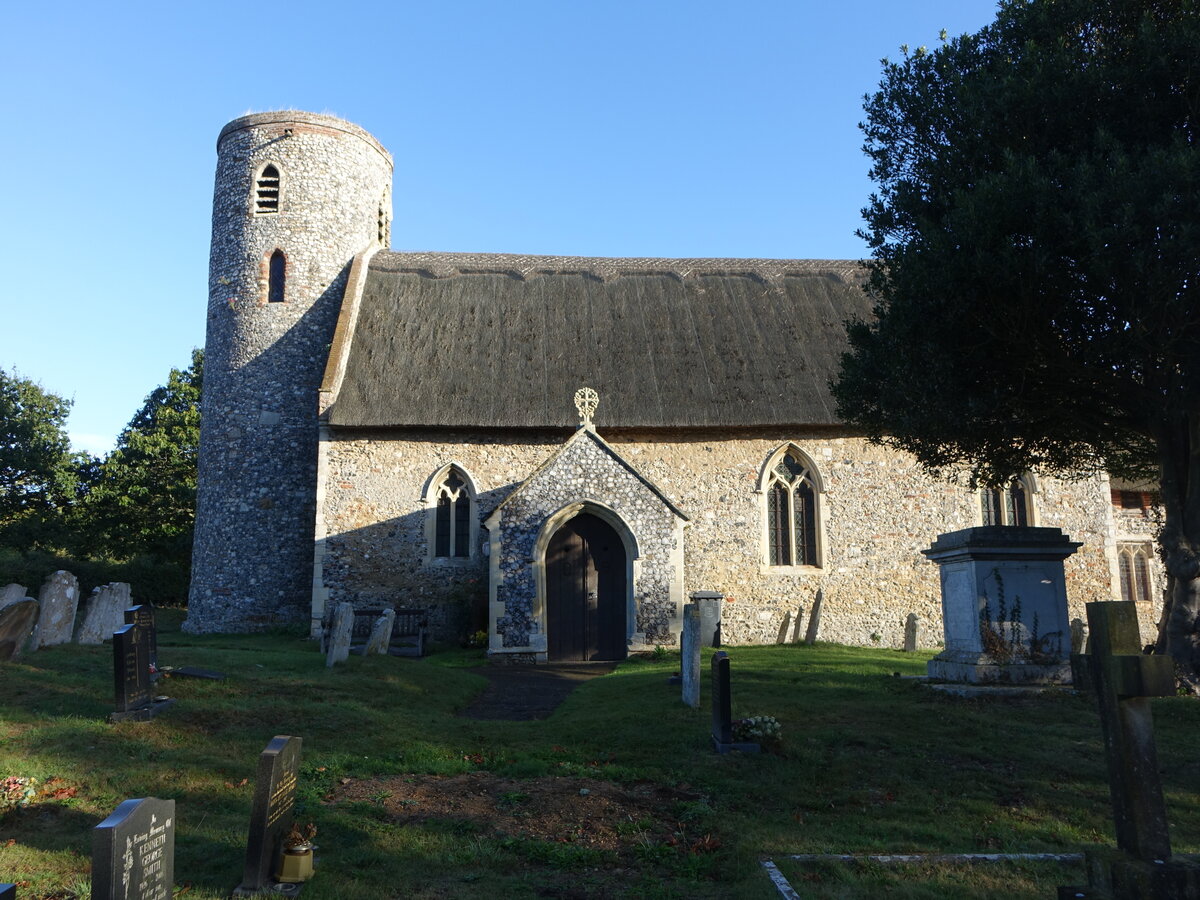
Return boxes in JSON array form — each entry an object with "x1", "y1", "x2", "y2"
[{"x1": 350, "y1": 607, "x2": 428, "y2": 657}]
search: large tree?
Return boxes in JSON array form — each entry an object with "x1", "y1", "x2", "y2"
[
  {"x1": 0, "y1": 367, "x2": 80, "y2": 547},
  {"x1": 84, "y1": 349, "x2": 203, "y2": 563},
  {"x1": 833, "y1": 1, "x2": 1200, "y2": 674}
]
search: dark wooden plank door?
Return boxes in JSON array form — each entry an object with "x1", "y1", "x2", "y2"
[{"x1": 546, "y1": 514, "x2": 627, "y2": 661}]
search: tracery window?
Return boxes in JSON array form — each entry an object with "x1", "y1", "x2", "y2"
[
  {"x1": 433, "y1": 466, "x2": 473, "y2": 559},
  {"x1": 255, "y1": 164, "x2": 281, "y2": 214},
  {"x1": 765, "y1": 449, "x2": 820, "y2": 567},
  {"x1": 1117, "y1": 543, "x2": 1154, "y2": 604},
  {"x1": 981, "y1": 476, "x2": 1033, "y2": 526},
  {"x1": 267, "y1": 250, "x2": 286, "y2": 304}
]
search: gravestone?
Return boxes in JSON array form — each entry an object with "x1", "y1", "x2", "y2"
[
  {"x1": 110, "y1": 622, "x2": 174, "y2": 723},
  {"x1": 237, "y1": 735, "x2": 303, "y2": 894},
  {"x1": 1070, "y1": 617, "x2": 1086, "y2": 655},
  {"x1": 0, "y1": 599, "x2": 39, "y2": 662},
  {"x1": 681, "y1": 604, "x2": 700, "y2": 708},
  {"x1": 362, "y1": 608, "x2": 394, "y2": 656},
  {"x1": 923, "y1": 527, "x2": 1078, "y2": 684},
  {"x1": 0, "y1": 883, "x2": 13, "y2": 899},
  {"x1": 1, "y1": 584, "x2": 28, "y2": 605},
  {"x1": 791, "y1": 604, "x2": 806, "y2": 643},
  {"x1": 77, "y1": 583, "x2": 133, "y2": 645},
  {"x1": 326, "y1": 602, "x2": 354, "y2": 667},
  {"x1": 1060, "y1": 601, "x2": 1200, "y2": 898},
  {"x1": 689, "y1": 591, "x2": 723, "y2": 648},
  {"x1": 804, "y1": 588, "x2": 823, "y2": 644},
  {"x1": 33, "y1": 570, "x2": 79, "y2": 649},
  {"x1": 92, "y1": 796, "x2": 174, "y2": 900},
  {"x1": 711, "y1": 651, "x2": 760, "y2": 754},
  {"x1": 124, "y1": 605, "x2": 158, "y2": 673},
  {"x1": 904, "y1": 613, "x2": 919, "y2": 652}
]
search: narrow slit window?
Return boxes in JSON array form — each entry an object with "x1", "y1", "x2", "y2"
[
  {"x1": 267, "y1": 250, "x2": 286, "y2": 303},
  {"x1": 255, "y1": 164, "x2": 280, "y2": 214}
]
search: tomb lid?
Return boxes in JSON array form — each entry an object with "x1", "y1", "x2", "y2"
[{"x1": 923, "y1": 526, "x2": 1081, "y2": 563}]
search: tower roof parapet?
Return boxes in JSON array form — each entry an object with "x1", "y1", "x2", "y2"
[{"x1": 217, "y1": 110, "x2": 392, "y2": 166}]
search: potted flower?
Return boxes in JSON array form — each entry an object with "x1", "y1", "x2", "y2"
[{"x1": 276, "y1": 822, "x2": 318, "y2": 884}]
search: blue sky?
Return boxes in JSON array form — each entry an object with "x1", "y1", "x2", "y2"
[{"x1": 1, "y1": 1, "x2": 1001, "y2": 456}]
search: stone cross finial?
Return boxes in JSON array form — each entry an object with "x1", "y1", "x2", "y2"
[{"x1": 574, "y1": 387, "x2": 599, "y2": 429}]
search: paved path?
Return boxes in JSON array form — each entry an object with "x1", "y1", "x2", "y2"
[{"x1": 460, "y1": 662, "x2": 617, "y2": 720}]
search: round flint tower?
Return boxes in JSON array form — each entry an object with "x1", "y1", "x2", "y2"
[{"x1": 186, "y1": 111, "x2": 393, "y2": 633}]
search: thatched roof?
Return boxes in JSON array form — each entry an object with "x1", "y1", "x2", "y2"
[{"x1": 325, "y1": 251, "x2": 871, "y2": 429}]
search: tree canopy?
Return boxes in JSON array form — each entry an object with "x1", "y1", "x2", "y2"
[{"x1": 833, "y1": 0, "x2": 1200, "y2": 671}]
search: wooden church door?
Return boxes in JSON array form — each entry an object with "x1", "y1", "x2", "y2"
[{"x1": 546, "y1": 514, "x2": 627, "y2": 661}]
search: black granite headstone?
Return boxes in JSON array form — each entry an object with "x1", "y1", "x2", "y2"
[
  {"x1": 711, "y1": 651, "x2": 732, "y2": 745},
  {"x1": 110, "y1": 623, "x2": 174, "y2": 723},
  {"x1": 92, "y1": 797, "x2": 175, "y2": 900},
  {"x1": 0, "y1": 883, "x2": 14, "y2": 899},
  {"x1": 124, "y1": 604, "x2": 157, "y2": 672},
  {"x1": 238, "y1": 735, "x2": 303, "y2": 893}
]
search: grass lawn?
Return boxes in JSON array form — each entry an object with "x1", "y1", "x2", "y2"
[{"x1": 1, "y1": 611, "x2": 1198, "y2": 898}]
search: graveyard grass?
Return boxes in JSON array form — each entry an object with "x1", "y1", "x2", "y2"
[{"x1": 2, "y1": 615, "x2": 1199, "y2": 898}]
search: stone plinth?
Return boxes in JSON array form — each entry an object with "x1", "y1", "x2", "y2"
[{"x1": 923, "y1": 526, "x2": 1079, "y2": 684}]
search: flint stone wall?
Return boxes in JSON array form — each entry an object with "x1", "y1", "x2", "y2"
[{"x1": 318, "y1": 427, "x2": 1120, "y2": 649}]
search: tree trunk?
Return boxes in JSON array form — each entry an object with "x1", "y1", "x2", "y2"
[{"x1": 1155, "y1": 411, "x2": 1200, "y2": 681}]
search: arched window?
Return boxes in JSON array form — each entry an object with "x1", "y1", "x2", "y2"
[
  {"x1": 267, "y1": 250, "x2": 286, "y2": 304},
  {"x1": 426, "y1": 465, "x2": 477, "y2": 562},
  {"x1": 981, "y1": 475, "x2": 1034, "y2": 526},
  {"x1": 1117, "y1": 543, "x2": 1154, "y2": 603},
  {"x1": 762, "y1": 448, "x2": 822, "y2": 568},
  {"x1": 255, "y1": 164, "x2": 281, "y2": 214}
]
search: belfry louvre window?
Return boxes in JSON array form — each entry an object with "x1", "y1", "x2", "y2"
[
  {"x1": 767, "y1": 452, "x2": 818, "y2": 566},
  {"x1": 1118, "y1": 543, "x2": 1154, "y2": 603},
  {"x1": 255, "y1": 164, "x2": 281, "y2": 214},
  {"x1": 435, "y1": 468, "x2": 471, "y2": 558}
]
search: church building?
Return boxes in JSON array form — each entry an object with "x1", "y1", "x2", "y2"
[{"x1": 184, "y1": 111, "x2": 1159, "y2": 660}]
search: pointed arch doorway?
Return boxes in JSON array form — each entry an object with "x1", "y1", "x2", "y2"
[{"x1": 546, "y1": 513, "x2": 627, "y2": 661}]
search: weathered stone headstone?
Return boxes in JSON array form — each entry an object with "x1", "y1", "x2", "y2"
[
  {"x1": 125, "y1": 604, "x2": 158, "y2": 672},
  {"x1": 362, "y1": 608, "x2": 395, "y2": 656},
  {"x1": 923, "y1": 527, "x2": 1078, "y2": 684},
  {"x1": 110, "y1": 622, "x2": 174, "y2": 723},
  {"x1": 92, "y1": 796, "x2": 174, "y2": 900},
  {"x1": 325, "y1": 602, "x2": 354, "y2": 667},
  {"x1": 1060, "y1": 601, "x2": 1200, "y2": 898},
  {"x1": 1, "y1": 584, "x2": 28, "y2": 605},
  {"x1": 904, "y1": 613, "x2": 919, "y2": 653},
  {"x1": 690, "y1": 591, "x2": 723, "y2": 648},
  {"x1": 32, "y1": 570, "x2": 79, "y2": 649},
  {"x1": 681, "y1": 604, "x2": 700, "y2": 708},
  {"x1": 804, "y1": 588, "x2": 823, "y2": 644},
  {"x1": 77, "y1": 583, "x2": 133, "y2": 645},
  {"x1": 237, "y1": 735, "x2": 303, "y2": 894},
  {"x1": 791, "y1": 604, "x2": 806, "y2": 643},
  {"x1": 0, "y1": 599, "x2": 39, "y2": 662}
]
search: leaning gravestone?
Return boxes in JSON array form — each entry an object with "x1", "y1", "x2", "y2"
[
  {"x1": 92, "y1": 796, "x2": 174, "y2": 900},
  {"x1": 1059, "y1": 601, "x2": 1200, "y2": 898},
  {"x1": 325, "y1": 602, "x2": 354, "y2": 667},
  {"x1": 77, "y1": 583, "x2": 133, "y2": 645},
  {"x1": 1, "y1": 584, "x2": 28, "y2": 605},
  {"x1": 711, "y1": 651, "x2": 759, "y2": 754},
  {"x1": 804, "y1": 588, "x2": 823, "y2": 644},
  {"x1": 124, "y1": 604, "x2": 158, "y2": 673},
  {"x1": 237, "y1": 735, "x2": 303, "y2": 895},
  {"x1": 362, "y1": 608, "x2": 395, "y2": 656},
  {"x1": 681, "y1": 604, "x2": 701, "y2": 708},
  {"x1": 33, "y1": 570, "x2": 79, "y2": 649},
  {"x1": 110, "y1": 622, "x2": 174, "y2": 723},
  {"x1": 0, "y1": 599, "x2": 39, "y2": 662}
]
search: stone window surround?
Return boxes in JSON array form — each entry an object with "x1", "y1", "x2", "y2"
[
  {"x1": 257, "y1": 248, "x2": 289, "y2": 305},
  {"x1": 756, "y1": 443, "x2": 828, "y2": 574},
  {"x1": 422, "y1": 462, "x2": 480, "y2": 566},
  {"x1": 1116, "y1": 541, "x2": 1155, "y2": 604},
  {"x1": 251, "y1": 161, "x2": 282, "y2": 215},
  {"x1": 977, "y1": 472, "x2": 1040, "y2": 527}
]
